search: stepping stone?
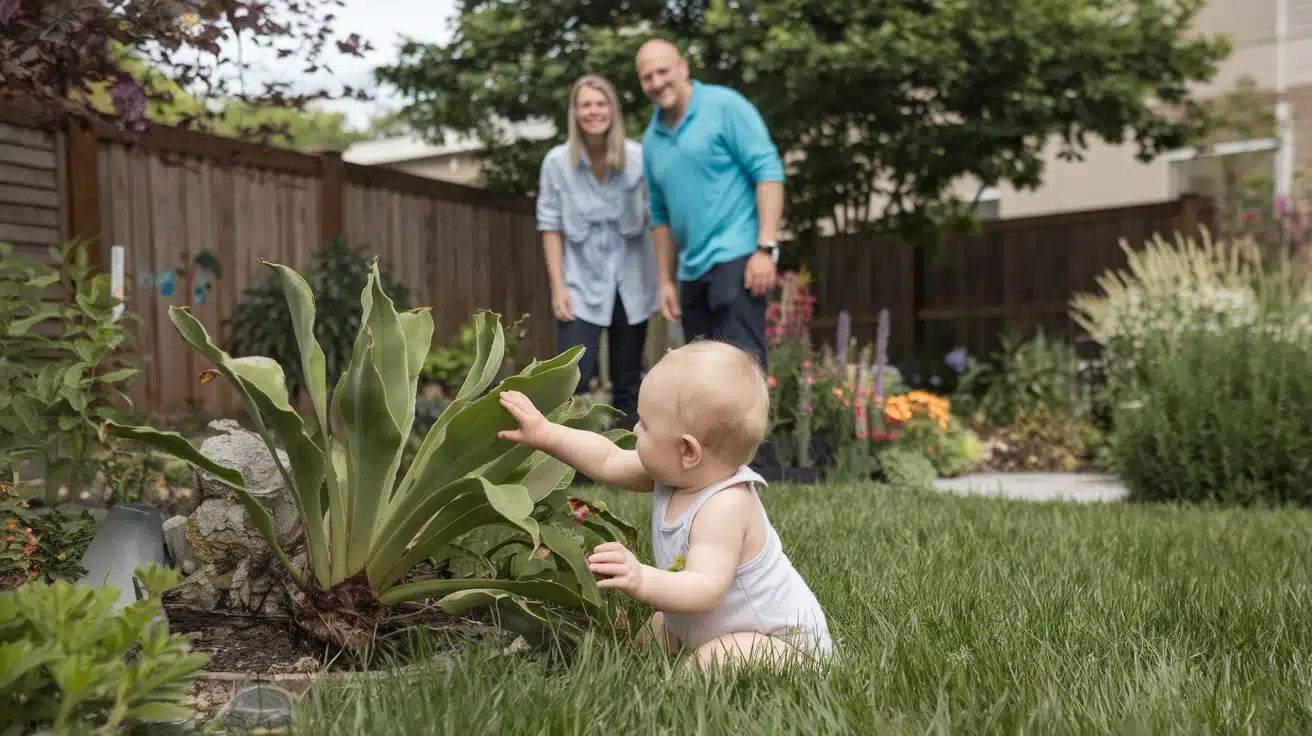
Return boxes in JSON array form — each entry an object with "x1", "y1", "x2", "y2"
[{"x1": 932, "y1": 472, "x2": 1129, "y2": 504}]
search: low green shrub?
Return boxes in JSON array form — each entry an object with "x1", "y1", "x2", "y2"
[
  {"x1": 1109, "y1": 316, "x2": 1312, "y2": 506},
  {"x1": 876, "y1": 448, "x2": 937, "y2": 489},
  {"x1": 0, "y1": 565, "x2": 208, "y2": 733},
  {"x1": 0, "y1": 240, "x2": 141, "y2": 504},
  {"x1": 953, "y1": 327, "x2": 1087, "y2": 427}
]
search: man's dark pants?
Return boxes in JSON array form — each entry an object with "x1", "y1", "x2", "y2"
[
  {"x1": 557, "y1": 292, "x2": 648, "y2": 433},
  {"x1": 678, "y1": 253, "x2": 769, "y2": 470}
]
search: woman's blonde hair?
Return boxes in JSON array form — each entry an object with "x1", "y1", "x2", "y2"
[{"x1": 567, "y1": 74, "x2": 626, "y2": 173}]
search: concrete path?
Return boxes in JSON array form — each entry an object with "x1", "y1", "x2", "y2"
[{"x1": 931, "y1": 472, "x2": 1129, "y2": 504}]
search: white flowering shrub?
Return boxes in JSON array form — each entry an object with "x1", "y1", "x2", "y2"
[
  {"x1": 1071, "y1": 229, "x2": 1312, "y2": 389},
  {"x1": 1075, "y1": 229, "x2": 1312, "y2": 506}
]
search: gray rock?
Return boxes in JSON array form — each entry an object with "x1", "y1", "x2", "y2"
[
  {"x1": 230, "y1": 552, "x2": 288, "y2": 617},
  {"x1": 192, "y1": 420, "x2": 301, "y2": 551},
  {"x1": 187, "y1": 499, "x2": 272, "y2": 567},
  {"x1": 163, "y1": 515, "x2": 199, "y2": 574},
  {"x1": 167, "y1": 563, "x2": 224, "y2": 609}
]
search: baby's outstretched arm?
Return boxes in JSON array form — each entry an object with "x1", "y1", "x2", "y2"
[
  {"x1": 498, "y1": 390, "x2": 653, "y2": 493},
  {"x1": 589, "y1": 489, "x2": 751, "y2": 613}
]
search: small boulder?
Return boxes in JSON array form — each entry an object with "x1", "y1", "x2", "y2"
[
  {"x1": 163, "y1": 515, "x2": 199, "y2": 575},
  {"x1": 192, "y1": 419, "x2": 301, "y2": 551}
]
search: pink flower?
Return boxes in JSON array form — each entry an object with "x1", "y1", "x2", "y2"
[
  {"x1": 567, "y1": 498, "x2": 591, "y2": 523},
  {"x1": 767, "y1": 376, "x2": 778, "y2": 389}
]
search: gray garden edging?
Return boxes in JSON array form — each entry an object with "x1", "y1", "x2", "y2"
[{"x1": 932, "y1": 472, "x2": 1129, "y2": 503}]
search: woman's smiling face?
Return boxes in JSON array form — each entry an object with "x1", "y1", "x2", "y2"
[{"x1": 574, "y1": 85, "x2": 613, "y2": 138}]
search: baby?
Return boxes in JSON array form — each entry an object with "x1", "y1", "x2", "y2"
[{"x1": 497, "y1": 339, "x2": 833, "y2": 672}]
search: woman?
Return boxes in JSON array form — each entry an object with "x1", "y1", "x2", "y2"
[{"x1": 536, "y1": 74, "x2": 659, "y2": 430}]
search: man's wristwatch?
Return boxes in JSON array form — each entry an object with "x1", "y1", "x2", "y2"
[{"x1": 757, "y1": 241, "x2": 779, "y2": 264}]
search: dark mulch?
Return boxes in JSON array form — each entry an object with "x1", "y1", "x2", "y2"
[
  {"x1": 167, "y1": 605, "x2": 344, "y2": 673},
  {"x1": 971, "y1": 426, "x2": 1100, "y2": 474}
]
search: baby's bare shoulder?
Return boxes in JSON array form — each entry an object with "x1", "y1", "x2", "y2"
[{"x1": 694, "y1": 484, "x2": 755, "y2": 521}]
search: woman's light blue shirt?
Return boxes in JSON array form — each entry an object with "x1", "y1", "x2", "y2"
[{"x1": 536, "y1": 139, "x2": 660, "y2": 327}]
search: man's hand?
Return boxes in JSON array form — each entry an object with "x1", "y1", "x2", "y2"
[
  {"x1": 497, "y1": 390, "x2": 555, "y2": 449},
  {"x1": 659, "y1": 281, "x2": 681, "y2": 322},
  {"x1": 588, "y1": 541, "x2": 645, "y2": 595},
  {"x1": 552, "y1": 288, "x2": 575, "y2": 322},
  {"x1": 744, "y1": 250, "x2": 777, "y2": 297}
]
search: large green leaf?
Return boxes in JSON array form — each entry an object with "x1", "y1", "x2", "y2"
[
  {"x1": 377, "y1": 576, "x2": 586, "y2": 608},
  {"x1": 369, "y1": 476, "x2": 537, "y2": 591},
  {"x1": 360, "y1": 261, "x2": 414, "y2": 433},
  {"x1": 386, "y1": 346, "x2": 584, "y2": 529},
  {"x1": 7, "y1": 306, "x2": 61, "y2": 337},
  {"x1": 221, "y1": 355, "x2": 331, "y2": 587},
  {"x1": 391, "y1": 311, "x2": 505, "y2": 509},
  {"x1": 398, "y1": 309, "x2": 436, "y2": 389},
  {"x1": 539, "y1": 523, "x2": 600, "y2": 608},
  {"x1": 451, "y1": 310, "x2": 507, "y2": 405},
  {"x1": 263, "y1": 260, "x2": 330, "y2": 439},
  {"x1": 335, "y1": 338, "x2": 406, "y2": 581}
]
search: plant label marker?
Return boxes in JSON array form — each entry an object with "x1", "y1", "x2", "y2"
[{"x1": 110, "y1": 244, "x2": 125, "y2": 323}]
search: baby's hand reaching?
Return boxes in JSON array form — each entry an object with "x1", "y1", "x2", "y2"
[
  {"x1": 497, "y1": 390, "x2": 553, "y2": 448},
  {"x1": 588, "y1": 541, "x2": 644, "y2": 595}
]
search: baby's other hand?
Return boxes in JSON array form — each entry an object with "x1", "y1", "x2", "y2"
[
  {"x1": 497, "y1": 390, "x2": 552, "y2": 447},
  {"x1": 588, "y1": 541, "x2": 644, "y2": 594}
]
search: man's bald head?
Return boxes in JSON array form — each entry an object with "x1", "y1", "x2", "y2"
[
  {"x1": 635, "y1": 38, "x2": 692, "y2": 115},
  {"x1": 636, "y1": 38, "x2": 681, "y2": 64}
]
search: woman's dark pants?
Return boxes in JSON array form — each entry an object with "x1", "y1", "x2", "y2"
[{"x1": 557, "y1": 293, "x2": 648, "y2": 432}]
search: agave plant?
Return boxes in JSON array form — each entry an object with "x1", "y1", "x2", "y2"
[{"x1": 104, "y1": 259, "x2": 635, "y2": 647}]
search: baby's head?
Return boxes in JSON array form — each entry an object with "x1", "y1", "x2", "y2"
[{"x1": 632, "y1": 339, "x2": 770, "y2": 488}]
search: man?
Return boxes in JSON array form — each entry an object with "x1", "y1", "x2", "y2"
[{"x1": 635, "y1": 39, "x2": 785, "y2": 369}]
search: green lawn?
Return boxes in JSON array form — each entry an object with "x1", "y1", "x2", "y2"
[{"x1": 295, "y1": 483, "x2": 1312, "y2": 735}]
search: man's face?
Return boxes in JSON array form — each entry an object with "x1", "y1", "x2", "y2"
[{"x1": 636, "y1": 47, "x2": 687, "y2": 111}]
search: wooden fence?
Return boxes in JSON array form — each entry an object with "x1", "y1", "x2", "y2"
[
  {"x1": 3, "y1": 101, "x2": 1214, "y2": 416},
  {"x1": 1, "y1": 105, "x2": 553, "y2": 418},
  {"x1": 806, "y1": 196, "x2": 1213, "y2": 361}
]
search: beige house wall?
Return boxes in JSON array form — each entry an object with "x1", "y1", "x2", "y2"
[
  {"x1": 382, "y1": 152, "x2": 486, "y2": 187},
  {"x1": 982, "y1": 0, "x2": 1311, "y2": 219}
]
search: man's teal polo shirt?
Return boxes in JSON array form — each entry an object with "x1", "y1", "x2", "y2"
[{"x1": 642, "y1": 80, "x2": 785, "y2": 282}]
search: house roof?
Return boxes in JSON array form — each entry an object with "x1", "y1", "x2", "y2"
[{"x1": 344, "y1": 119, "x2": 557, "y2": 165}]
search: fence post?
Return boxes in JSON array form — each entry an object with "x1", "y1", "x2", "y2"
[
  {"x1": 317, "y1": 150, "x2": 345, "y2": 245},
  {"x1": 1178, "y1": 194, "x2": 1208, "y2": 239},
  {"x1": 910, "y1": 242, "x2": 926, "y2": 356},
  {"x1": 65, "y1": 122, "x2": 103, "y2": 268}
]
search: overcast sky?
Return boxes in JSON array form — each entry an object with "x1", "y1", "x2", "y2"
[{"x1": 221, "y1": 0, "x2": 460, "y2": 128}]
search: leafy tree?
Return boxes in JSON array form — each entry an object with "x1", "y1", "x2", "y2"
[
  {"x1": 77, "y1": 50, "x2": 371, "y2": 150},
  {"x1": 376, "y1": 0, "x2": 1231, "y2": 244},
  {"x1": 0, "y1": 0, "x2": 373, "y2": 142}
]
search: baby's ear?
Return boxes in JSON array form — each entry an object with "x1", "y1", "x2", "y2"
[{"x1": 679, "y1": 433, "x2": 703, "y2": 471}]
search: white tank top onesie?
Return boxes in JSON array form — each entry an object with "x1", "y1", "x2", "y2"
[{"x1": 650, "y1": 465, "x2": 834, "y2": 661}]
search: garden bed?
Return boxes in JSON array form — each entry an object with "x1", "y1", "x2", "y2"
[{"x1": 167, "y1": 605, "x2": 338, "y2": 674}]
